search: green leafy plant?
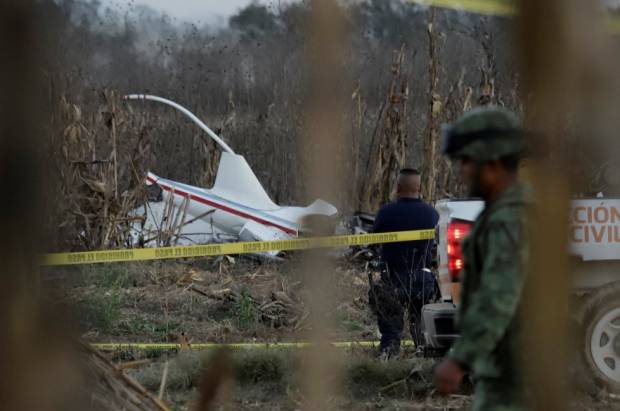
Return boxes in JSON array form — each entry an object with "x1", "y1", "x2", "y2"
[{"x1": 233, "y1": 291, "x2": 258, "y2": 329}]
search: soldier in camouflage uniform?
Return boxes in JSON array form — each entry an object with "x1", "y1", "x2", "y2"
[{"x1": 434, "y1": 107, "x2": 530, "y2": 411}]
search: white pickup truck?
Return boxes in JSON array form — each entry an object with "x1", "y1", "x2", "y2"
[{"x1": 421, "y1": 197, "x2": 620, "y2": 390}]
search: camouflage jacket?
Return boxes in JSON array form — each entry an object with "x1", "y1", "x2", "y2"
[{"x1": 449, "y1": 182, "x2": 530, "y2": 380}]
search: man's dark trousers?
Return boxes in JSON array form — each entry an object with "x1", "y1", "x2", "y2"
[{"x1": 371, "y1": 268, "x2": 436, "y2": 355}]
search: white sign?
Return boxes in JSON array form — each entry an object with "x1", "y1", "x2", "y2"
[{"x1": 570, "y1": 199, "x2": 620, "y2": 261}]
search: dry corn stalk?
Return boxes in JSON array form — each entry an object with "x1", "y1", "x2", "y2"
[{"x1": 360, "y1": 45, "x2": 409, "y2": 211}]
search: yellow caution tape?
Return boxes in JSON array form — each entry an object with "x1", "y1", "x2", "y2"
[
  {"x1": 409, "y1": 0, "x2": 620, "y2": 32},
  {"x1": 91, "y1": 340, "x2": 416, "y2": 351},
  {"x1": 411, "y1": 0, "x2": 515, "y2": 16},
  {"x1": 42, "y1": 229, "x2": 435, "y2": 266}
]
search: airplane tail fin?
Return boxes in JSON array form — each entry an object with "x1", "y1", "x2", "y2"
[{"x1": 211, "y1": 152, "x2": 278, "y2": 210}]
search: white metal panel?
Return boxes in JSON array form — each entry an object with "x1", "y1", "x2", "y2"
[{"x1": 129, "y1": 201, "x2": 228, "y2": 246}]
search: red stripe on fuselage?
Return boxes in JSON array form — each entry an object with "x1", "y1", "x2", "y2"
[{"x1": 147, "y1": 176, "x2": 297, "y2": 236}]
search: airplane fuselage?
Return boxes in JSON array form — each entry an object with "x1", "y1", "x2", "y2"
[{"x1": 148, "y1": 173, "x2": 299, "y2": 238}]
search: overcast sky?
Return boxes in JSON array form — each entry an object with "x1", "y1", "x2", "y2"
[{"x1": 102, "y1": 0, "x2": 290, "y2": 25}]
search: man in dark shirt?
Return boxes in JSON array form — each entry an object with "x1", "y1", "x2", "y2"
[{"x1": 371, "y1": 168, "x2": 439, "y2": 357}]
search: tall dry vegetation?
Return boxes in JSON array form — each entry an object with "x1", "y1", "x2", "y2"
[
  {"x1": 41, "y1": 0, "x2": 521, "y2": 251},
  {"x1": 46, "y1": 90, "x2": 151, "y2": 251}
]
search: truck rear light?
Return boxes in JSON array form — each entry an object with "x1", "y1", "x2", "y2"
[{"x1": 447, "y1": 220, "x2": 472, "y2": 281}]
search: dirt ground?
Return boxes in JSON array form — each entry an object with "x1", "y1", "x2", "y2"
[{"x1": 42, "y1": 257, "x2": 619, "y2": 410}]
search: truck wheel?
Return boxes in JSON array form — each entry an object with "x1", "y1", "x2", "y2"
[{"x1": 583, "y1": 289, "x2": 620, "y2": 392}]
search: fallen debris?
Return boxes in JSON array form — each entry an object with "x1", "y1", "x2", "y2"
[
  {"x1": 126, "y1": 94, "x2": 339, "y2": 254},
  {"x1": 80, "y1": 342, "x2": 171, "y2": 411}
]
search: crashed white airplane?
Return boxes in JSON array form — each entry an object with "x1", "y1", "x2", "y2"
[{"x1": 125, "y1": 94, "x2": 338, "y2": 251}]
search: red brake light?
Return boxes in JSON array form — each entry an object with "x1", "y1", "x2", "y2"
[{"x1": 447, "y1": 220, "x2": 472, "y2": 280}]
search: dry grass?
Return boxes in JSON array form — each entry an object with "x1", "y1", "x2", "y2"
[
  {"x1": 45, "y1": 258, "x2": 614, "y2": 410},
  {"x1": 127, "y1": 348, "x2": 467, "y2": 409},
  {"x1": 44, "y1": 258, "x2": 377, "y2": 344},
  {"x1": 122, "y1": 347, "x2": 613, "y2": 411}
]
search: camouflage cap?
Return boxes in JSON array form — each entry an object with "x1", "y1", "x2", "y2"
[{"x1": 441, "y1": 106, "x2": 525, "y2": 161}]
